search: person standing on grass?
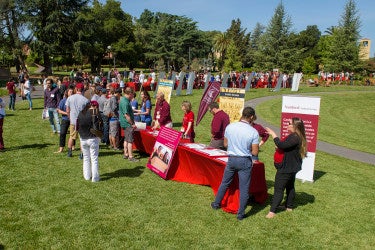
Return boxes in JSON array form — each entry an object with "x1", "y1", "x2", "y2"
[
  {"x1": 23, "y1": 74, "x2": 33, "y2": 110},
  {"x1": 265, "y1": 117, "x2": 307, "y2": 219},
  {"x1": 180, "y1": 100, "x2": 195, "y2": 142},
  {"x1": 44, "y1": 78, "x2": 61, "y2": 134},
  {"x1": 6, "y1": 78, "x2": 17, "y2": 111},
  {"x1": 119, "y1": 87, "x2": 139, "y2": 162},
  {"x1": 55, "y1": 87, "x2": 74, "y2": 153},
  {"x1": 65, "y1": 82, "x2": 89, "y2": 157},
  {"x1": 77, "y1": 101, "x2": 101, "y2": 182},
  {"x1": 107, "y1": 88, "x2": 121, "y2": 150},
  {"x1": 0, "y1": 97, "x2": 6, "y2": 151},
  {"x1": 211, "y1": 107, "x2": 259, "y2": 220}
]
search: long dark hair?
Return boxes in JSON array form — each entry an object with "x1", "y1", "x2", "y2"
[{"x1": 291, "y1": 117, "x2": 307, "y2": 158}]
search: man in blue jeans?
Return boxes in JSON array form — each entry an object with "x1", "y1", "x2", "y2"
[{"x1": 211, "y1": 107, "x2": 259, "y2": 220}]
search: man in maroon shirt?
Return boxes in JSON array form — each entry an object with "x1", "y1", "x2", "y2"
[
  {"x1": 6, "y1": 78, "x2": 17, "y2": 111},
  {"x1": 152, "y1": 92, "x2": 172, "y2": 130},
  {"x1": 208, "y1": 102, "x2": 230, "y2": 149}
]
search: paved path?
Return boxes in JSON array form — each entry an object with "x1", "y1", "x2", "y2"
[
  {"x1": 2, "y1": 84, "x2": 374, "y2": 165},
  {"x1": 246, "y1": 96, "x2": 375, "y2": 166}
]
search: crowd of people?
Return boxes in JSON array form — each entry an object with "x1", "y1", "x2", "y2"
[{"x1": 2, "y1": 68, "x2": 308, "y2": 220}]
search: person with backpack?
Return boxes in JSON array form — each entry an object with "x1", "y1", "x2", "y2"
[
  {"x1": 77, "y1": 101, "x2": 102, "y2": 182},
  {"x1": 265, "y1": 117, "x2": 307, "y2": 219}
]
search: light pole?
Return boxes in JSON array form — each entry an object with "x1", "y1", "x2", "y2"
[{"x1": 107, "y1": 45, "x2": 115, "y2": 68}]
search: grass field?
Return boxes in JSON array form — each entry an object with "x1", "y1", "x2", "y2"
[{"x1": 0, "y1": 85, "x2": 374, "y2": 248}]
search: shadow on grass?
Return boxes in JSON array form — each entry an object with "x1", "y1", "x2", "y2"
[
  {"x1": 101, "y1": 165, "x2": 145, "y2": 180},
  {"x1": 258, "y1": 191, "x2": 315, "y2": 215},
  {"x1": 5, "y1": 143, "x2": 53, "y2": 151},
  {"x1": 247, "y1": 198, "x2": 269, "y2": 217},
  {"x1": 314, "y1": 170, "x2": 326, "y2": 181}
]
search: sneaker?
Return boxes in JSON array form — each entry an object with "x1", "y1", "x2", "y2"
[
  {"x1": 211, "y1": 202, "x2": 220, "y2": 210},
  {"x1": 79, "y1": 153, "x2": 83, "y2": 160},
  {"x1": 128, "y1": 157, "x2": 139, "y2": 162},
  {"x1": 67, "y1": 150, "x2": 72, "y2": 157}
]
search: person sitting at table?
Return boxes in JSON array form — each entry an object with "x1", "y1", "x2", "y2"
[
  {"x1": 151, "y1": 92, "x2": 172, "y2": 130},
  {"x1": 208, "y1": 102, "x2": 230, "y2": 149},
  {"x1": 180, "y1": 100, "x2": 195, "y2": 142},
  {"x1": 211, "y1": 107, "x2": 259, "y2": 220},
  {"x1": 134, "y1": 90, "x2": 152, "y2": 126}
]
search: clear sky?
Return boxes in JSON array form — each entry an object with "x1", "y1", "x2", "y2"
[{"x1": 111, "y1": 0, "x2": 375, "y2": 56}]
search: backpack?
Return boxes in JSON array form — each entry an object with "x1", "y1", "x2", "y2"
[
  {"x1": 90, "y1": 108, "x2": 103, "y2": 138},
  {"x1": 102, "y1": 98, "x2": 112, "y2": 117}
]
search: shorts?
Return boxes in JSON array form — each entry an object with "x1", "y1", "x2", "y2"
[
  {"x1": 69, "y1": 124, "x2": 78, "y2": 140},
  {"x1": 123, "y1": 127, "x2": 134, "y2": 143},
  {"x1": 109, "y1": 120, "x2": 119, "y2": 137}
]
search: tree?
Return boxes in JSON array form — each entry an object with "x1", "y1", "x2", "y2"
[
  {"x1": 253, "y1": 2, "x2": 301, "y2": 72},
  {"x1": 0, "y1": 0, "x2": 29, "y2": 71},
  {"x1": 320, "y1": 0, "x2": 362, "y2": 72},
  {"x1": 226, "y1": 19, "x2": 250, "y2": 68},
  {"x1": 247, "y1": 22, "x2": 265, "y2": 67},
  {"x1": 213, "y1": 32, "x2": 231, "y2": 71},
  {"x1": 20, "y1": 0, "x2": 88, "y2": 74},
  {"x1": 223, "y1": 40, "x2": 242, "y2": 72},
  {"x1": 136, "y1": 11, "x2": 209, "y2": 71},
  {"x1": 75, "y1": 0, "x2": 136, "y2": 72}
]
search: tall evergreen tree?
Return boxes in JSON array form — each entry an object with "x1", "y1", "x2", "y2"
[
  {"x1": 322, "y1": 0, "x2": 361, "y2": 72},
  {"x1": 226, "y1": 19, "x2": 250, "y2": 68},
  {"x1": 253, "y1": 2, "x2": 301, "y2": 72}
]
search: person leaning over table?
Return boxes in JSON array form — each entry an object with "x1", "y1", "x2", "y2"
[
  {"x1": 208, "y1": 102, "x2": 230, "y2": 150},
  {"x1": 151, "y1": 92, "x2": 172, "y2": 130},
  {"x1": 265, "y1": 117, "x2": 307, "y2": 219},
  {"x1": 211, "y1": 107, "x2": 259, "y2": 221}
]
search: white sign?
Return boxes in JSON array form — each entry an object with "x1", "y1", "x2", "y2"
[{"x1": 281, "y1": 96, "x2": 321, "y2": 182}]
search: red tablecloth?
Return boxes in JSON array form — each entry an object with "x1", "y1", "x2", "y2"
[{"x1": 133, "y1": 129, "x2": 268, "y2": 214}]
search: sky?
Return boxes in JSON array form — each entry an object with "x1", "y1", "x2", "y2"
[{"x1": 109, "y1": 0, "x2": 375, "y2": 56}]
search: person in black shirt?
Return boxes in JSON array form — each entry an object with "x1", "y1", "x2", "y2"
[{"x1": 265, "y1": 117, "x2": 307, "y2": 218}]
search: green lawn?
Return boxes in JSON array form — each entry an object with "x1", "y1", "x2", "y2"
[{"x1": 0, "y1": 85, "x2": 374, "y2": 248}]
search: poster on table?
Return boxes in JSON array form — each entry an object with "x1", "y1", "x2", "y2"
[
  {"x1": 196, "y1": 81, "x2": 221, "y2": 126},
  {"x1": 219, "y1": 87, "x2": 245, "y2": 123},
  {"x1": 291, "y1": 73, "x2": 303, "y2": 91},
  {"x1": 281, "y1": 95, "x2": 321, "y2": 182},
  {"x1": 156, "y1": 79, "x2": 173, "y2": 103},
  {"x1": 147, "y1": 126, "x2": 182, "y2": 179}
]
